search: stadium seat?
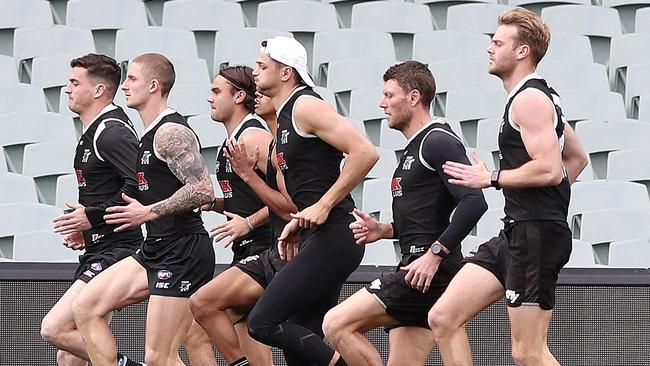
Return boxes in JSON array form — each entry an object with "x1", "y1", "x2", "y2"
[
  {"x1": 575, "y1": 119, "x2": 650, "y2": 178},
  {"x1": 565, "y1": 239, "x2": 597, "y2": 267},
  {"x1": 351, "y1": 2, "x2": 432, "y2": 60},
  {"x1": 572, "y1": 208, "x2": 650, "y2": 244},
  {"x1": 163, "y1": 0, "x2": 245, "y2": 74},
  {"x1": 0, "y1": 173, "x2": 38, "y2": 204},
  {"x1": 544, "y1": 32, "x2": 594, "y2": 63},
  {"x1": 54, "y1": 174, "x2": 79, "y2": 209},
  {"x1": 348, "y1": 86, "x2": 384, "y2": 122},
  {"x1": 169, "y1": 57, "x2": 211, "y2": 86},
  {"x1": 559, "y1": 90, "x2": 626, "y2": 123},
  {"x1": 624, "y1": 63, "x2": 650, "y2": 118},
  {"x1": 0, "y1": 149, "x2": 7, "y2": 173},
  {"x1": 607, "y1": 149, "x2": 650, "y2": 192},
  {"x1": 67, "y1": 0, "x2": 148, "y2": 57},
  {"x1": 0, "y1": 203, "x2": 63, "y2": 259},
  {"x1": 568, "y1": 180, "x2": 650, "y2": 221},
  {"x1": 413, "y1": 31, "x2": 491, "y2": 65},
  {"x1": 0, "y1": 84, "x2": 48, "y2": 116},
  {"x1": 0, "y1": 112, "x2": 76, "y2": 173},
  {"x1": 635, "y1": 7, "x2": 650, "y2": 33},
  {"x1": 640, "y1": 93, "x2": 650, "y2": 122},
  {"x1": 187, "y1": 114, "x2": 228, "y2": 174},
  {"x1": 114, "y1": 26, "x2": 198, "y2": 63},
  {"x1": 542, "y1": 5, "x2": 622, "y2": 65},
  {"x1": 475, "y1": 208, "x2": 504, "y2": 238},
  {"x1": 367, "y1": 147, "x2": 398, "y2": 180},
  {"x1": 0, "y1": 55, "x2": 18, "y2": 84},
  {"x1": 475, "y1": 118, "x2": 500, "y2": 168},
  {"x1": 416, "y1": 0, "x2": 497, "y2": 30},
  {"x1": 461, "y1": 235, "x2": 487, "y2": 258},
  {"x1": 361, "y1": 239, "x2": 399, "y2": 266},
  {"x1": 609, "y1": 34, "x2": 650, "y2": 97},
  {"x1": 537, "y1": 62, "x2": 609, "y2": 92},
  {"x1": 0, "y1": 0, "x2": 53, "y2": 56},
  {"x1": 323, "y1": 0, "x2": 386, "y2": 28},
  {"x1": 30, "y1": 54, "x2": 82, "y2": 112},
  {"x1": 13, "y1": 25, "x2": 95, "y2": 83},
  {"x1": 12, "y1": 230, "x2": 80, "y2": 262},
  {"x1": 445, "y1": 88, "x2": 507, "y2": 147},
  {"x1": 22, "y1": 142, "x2": 76, "y2": 205},
  {"x1": 428, "y1": 60, "x2": 502, "y2": 116},
  {"x1": 509, "y1": 0, "x2": 590, "y2": 15},
  {"x1": 213, "y1": 28, "x2": 292, "y2": 73},
  {"x1": 604, "y1": 0, "x2": 650, "y2": 33},
  {"x1": 608, "y1": 238, "x2": 650, "y2": 267},
  {"x1": 324, "y1": 59, "x2": 393, "y2": 92},
  {"x1": 168, "y1": 84, "x2": 211, "y2": 118},
  {"x1": 446, "y1": 3, "x2": 512, "y2": 35},
  {"x1": 379, "y1": 121, "x2": 407, "y2": 151},
  {"x1": 312, "y1": 29, "x2": 395, "y2": 86},
  {"x1": 313, "y1": 87, "x2": 337, "y2": 111},
  {"x1": 361, "y1": 178, "x2": 392, "y2": 214}
]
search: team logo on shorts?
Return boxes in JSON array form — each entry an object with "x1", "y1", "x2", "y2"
[
  {"x1": 157, "y1": 269, "x2": 173, "y2": 280},
  {"x1": 219, "y1": 180, "x2": 233, "y2": 198},
  {"x1": 90, "y1": 262, "x2": 103, "y2": 272},
  {"x1": 137, "y1": 172, "x2": 149, "y2": 191},
  {"x1": 180, "y1": 281, "x2": 192, "y2": 293},
  {"x1": 276, "y1": 152, "x2": 288, "y2": 171},
  {"x1": 391, "y1": 177, "x2": 403, "y2": 197},
  {"x1": 75, "y1": 169, "x2": 86, "y2": 188},
  {"x1": 369, "y1": 278, "x2": 382, "y2": 290},
  {"x1": 505, "y1": 289, "x2": 520, "y2": 304}
]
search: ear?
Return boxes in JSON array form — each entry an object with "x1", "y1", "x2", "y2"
[
  {"x1": 517, "y1": 44, "x2": 530, "y2": 61},
  {"x1": 94, "y1": 83, "x2": 106, "y2": 99},
  {"x1": 409, "y1": 89, "x2": 422, "y2": 107},
  {"x1": 233, "y1": 89, "x2": 247, "y2": 105},
  {"x1": 149, "y1": 79, "x2": 160, "y2": 94},
  {"x1": 280, "y1": 67, "x2": 292, "y2": 82}
]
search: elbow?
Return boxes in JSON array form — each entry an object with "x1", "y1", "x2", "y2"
[
  {"x1": 544, "y1": 168, "x2": 564, "y2": 186},
  {"x1": 366, "y1": 146, "x2": 380, "y2": 167},
  {"x1": 578, "y1": 153, "x2": 589, "y2": 172}
]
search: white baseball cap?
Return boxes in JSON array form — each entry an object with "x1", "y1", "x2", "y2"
[{"x1": 260, "y1": 36, "x2": 315, "y2": 88}]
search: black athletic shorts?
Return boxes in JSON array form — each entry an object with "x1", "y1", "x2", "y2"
[
  {"x1": 73, "y1": 241, "x2": 140, "y2": 283},
  {"x1": 234, "y1": 248, "x2": 286, "y2": 289},
  {"x1": 366, "y1": 254, "x2": 460, "y2": 329},
  {"x1": 133, "y1": 233, "x2": 215, "y2": 297},
  {"x1": 463, "y1": 220, "x2": 572, "y2": 310},
  {"x1": 231, "y1": 240, "x2": 271, "y2": 265}
]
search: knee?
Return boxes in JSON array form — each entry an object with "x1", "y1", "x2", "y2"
[
  {"x1": 511, "y1": 343, "x2": 541, "y2": 366},
  {"x1": 145, "y1": 347, "x2": 171, "y2": 366},
  {"x1": 56, "y1": 350, "x2": 83, "y2": 366},
  {"x1": 246, "y1": 311, "x2": 274, "y2": 344},
  {"x1": 427, "y1": 305, "x2": 458, "y2": 339},
  {"x1": 189, "y1": 291, "x2": 223, "y2": 322},
  {"x1": 321, "y1": 308, "x2": 347, "y2": 344},
  {"x1": 40, "y1": 314, "x2": 61, "y2": 345}
]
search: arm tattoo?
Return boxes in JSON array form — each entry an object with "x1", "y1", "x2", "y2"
[{"x1": 151, "y1": 124, "x2": 214, "y2": 217}]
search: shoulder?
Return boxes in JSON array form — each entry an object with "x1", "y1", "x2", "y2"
[
  {"x1": 294, "y1": 94, "x2": 332, "y2": 119},
  {"x1": 511, "y1": 88, "x2": 553, "y2": 117},
  {"x1": 154, "y1": 123, "x2": 198, "y2": 151}
]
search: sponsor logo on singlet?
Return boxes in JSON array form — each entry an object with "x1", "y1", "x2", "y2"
[
  {"x1": 75, "y1": 169, "x2": 87, "y2": 188},
  {"x1": 391, "y1": 177, "x2": 403, "y2": 197},
  {"x1": 276, "y1": 152, "x2": 288, "y2": 171},
  {"x1": 137, "y1": 172, "x2": 149, "y2": 191},
  {"x1": 219, "y1": 180, "x2": 233, "y2": 198}
]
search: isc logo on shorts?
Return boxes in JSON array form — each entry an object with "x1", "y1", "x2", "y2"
[
  {"x1": 157, "y1": 269, "x2": 172, "y2": 280},
  {"x1": 155, "y1": 282, "x2": 170, "y2": 289}
]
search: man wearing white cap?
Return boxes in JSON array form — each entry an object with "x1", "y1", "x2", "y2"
[{"x1": 246, "y1": 36, "x2": 379, "y2": 366}]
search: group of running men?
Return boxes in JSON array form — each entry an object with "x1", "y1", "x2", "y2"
[{"x1": 40, "y1": 7, "x2": 588, "y2": 366}]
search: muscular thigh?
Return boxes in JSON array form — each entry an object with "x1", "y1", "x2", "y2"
[
  {"x1": 387, "y1": 327, "x2": 434, "y2": 366},
  {"x1": 146, "y1": 296, "x2": 194, "y2": 352},
  {"x1": 193, "y1": 266, "x2": 264, "y2": 310},
  {"x1": 44, "y1": 280, "x2": 87, "y2": 328}
]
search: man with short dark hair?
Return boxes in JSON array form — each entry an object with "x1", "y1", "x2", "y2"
[
  {"x1": 72, "y1": 53, "x2": 216, "y2": 366},
  {"x1": 322, "y1": 61, "x2": 487, "y2": 366},
  {"x1": 42, "y1": 53, "x2": 144, "y2": 366}
]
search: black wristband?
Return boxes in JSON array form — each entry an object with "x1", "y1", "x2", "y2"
[
  {"x1": 490, "y1": 170, "x2": 501, "y2": 190},
  {"x1": 390, "y1": 222, "x2": 399, "y2": 239}
]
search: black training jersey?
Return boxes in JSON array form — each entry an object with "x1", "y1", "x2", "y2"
[
  {"x1": 266, "y1": 139, "x2": 286, "y2": 249},
  {"x1": 74, "y1": 104, "x2": 142, "y2": 251},
  {"x1": 136, "y1": 108, "x2": 206, "y2": 238},
  {"x1": 275, "y1": 86, "x2": 354, "y2": 218},
  {"x1": 216, "y1": 114, "x2": 271, "y2": 248},
  {"x1": 499, "y1": 75, "x2": 570, "y2": 222},
  {"x1": 391, "y1": 120, "x2": 465, "y2": 260}
]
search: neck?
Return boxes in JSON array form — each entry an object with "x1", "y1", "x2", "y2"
[
  {"x1": 79, "y1": 101, "x2": 111, "y2": 127},
  {"x1": 270, "y1": 84, "x2": 300, "y2": 114},
  {"x1": 401, "y1": 108, "x2": 433, "y2": 140},
  {"x1": 224, "y1": 108, "x2": 251, "y2": 137},
  {"x1": 501, "y1": 64, "x2": 536, "y2": 94},
  {"x1": 138, "y1": 97, "x2": 169, "y2": 128},
  {"x1": 263, "y1": 114, "x2": 278, "y2": 137}
]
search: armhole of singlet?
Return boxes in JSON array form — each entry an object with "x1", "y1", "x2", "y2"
[
  {"x1": 508, "y1": 87, "x2": 558, "y2": 132},
  {"x1": 291, "y1": 95, "x2": 319, "y2": 139},
  {"x1": 93, "y1": 118, "x2": 136, "y2": 162},
  {"x1": 418, "y1": 128, "x2": 464, "y2": 172}
]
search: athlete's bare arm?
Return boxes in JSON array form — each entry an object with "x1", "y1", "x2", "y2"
[
  {"x1": 560, "y1": 122, "x2": 588, "y2": 184},
  {"x1": 104, "y1": 123, "x2": 215, "y2": 231},
  {"x1": 443, "y1": 89, "x2": 564, "y2": 189},
  {"x1": 291, "y1": 96, "x2": 379, "y2": 227}
]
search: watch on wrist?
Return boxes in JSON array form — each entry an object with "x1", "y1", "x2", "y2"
[
  {"x1": 490, "y1": 170, "x2": 501, "y2": 190},
  {"x1": 430, "y1": 243, "x2": 449, "y2": 260}
]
